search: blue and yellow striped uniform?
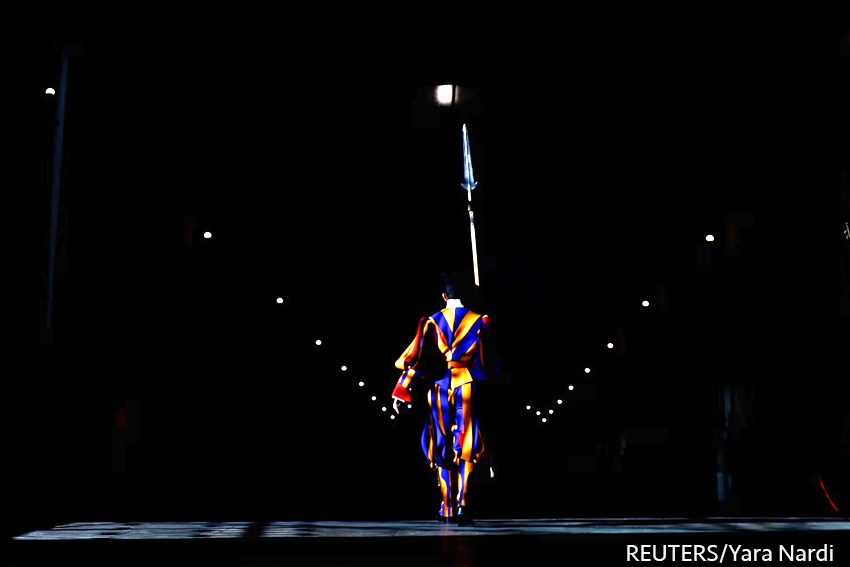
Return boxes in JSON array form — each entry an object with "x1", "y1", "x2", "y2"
[{"x1": 392, "y1": 306, "x2": 493, "y2": 519}]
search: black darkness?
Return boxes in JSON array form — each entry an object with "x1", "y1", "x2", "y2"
[{"x1": 20, "y1": 16, "x2": 850, "y2": 541}]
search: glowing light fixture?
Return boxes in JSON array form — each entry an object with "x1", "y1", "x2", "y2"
[
  {"x1": 46, "y1": 88, "x2": 55, "y2": 95},
  {"x1": 526, "y1": 405, "x2": 531, "y2": 410},
  {"x1": 549, "y1": 409, "x2": 554, "y2": 414},
  {"x1": 277, "y1": 298, "x2": 283, "y2": 304},
  {"x1": 381, "y1": 407, "x2": 387, "y2": 412},
  {"x1": 204, "y1": 232, "x2": 212, "y2": 239},
  {"x1": 315, "y1": 340, "x2": 322, "y2": 345},
  {"x1": 706, "y1": 234, "x2": 714, "y2": 242},
  {"x1": 436, "y1": 85, "x2": 453, "y2": 105},
  {"x1": 407, "y1": 404, "x2": 412, "y2": 409},
  {"x1": 358, "y1": 381, "x2": 364, "y2": 386},
  {"x1": 542, "y1": 418, "x2": 547, "y2": 423},
  {"x1": 371, "y1": 396, "x2": 376, "y2": 401},
  {"x1": 390, "y1": 415, "x2": 396, "y2": 420},
  {"x1": 557, "y1": 399, "x2": 562, "y2": 404},
  {"x1": 585, "y1": 368, "x2": 590, "y2": 373},
  {"x1": 642, "y1": 300, "x2": 649, "y2": 307},
  {"x1": 568, "y1": 385, "x2": 574, "y2": 391},
  {"x1": 343, "y1": 366, "x2": 349, "y2": 371},
  {"x1": 607, "y1": 343, "x2": 613, "y2": 349},
  {"x1": 536, "y1": 411, "x2": 541, "y2": 416}
]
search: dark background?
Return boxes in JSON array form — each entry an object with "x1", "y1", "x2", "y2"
[{"x1": 18, "y1": 9, "x2": 850, "y2": 540}]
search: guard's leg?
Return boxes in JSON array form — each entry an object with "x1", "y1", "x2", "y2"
[
  {"x1": 431, "y1": 382, "x2": 456, "y2": 520},
  {"x1": 457, "y1": 459, "x2": 474, "y2": 508},
  {"x1": 452, "y1": 383, "x2": 482, "y2": 523},
  {"x1": 436, "y1": 465, "x2": 455, "y2": 519},
  {"x1": 452, "y1": 383, "x2": 478, "y2": 463},
  {"x1": 429, "y1": 384, "x2": 452, "y2": 468}
]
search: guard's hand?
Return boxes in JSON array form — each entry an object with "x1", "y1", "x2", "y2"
[{"x1": 392, "y1": 398, "x2": 402, "y2": 414}]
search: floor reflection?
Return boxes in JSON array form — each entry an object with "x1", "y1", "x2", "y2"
[{"x1": 13, "y1": 518, "x2": 850, "y2": 540}]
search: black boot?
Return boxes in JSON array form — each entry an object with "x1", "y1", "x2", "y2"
[
  {"x1": 436, "y1": 513, "x2": 451, "y2": 524},
  {"x1": 455, "y1": 506, "x2": 473, "y2": 526}
]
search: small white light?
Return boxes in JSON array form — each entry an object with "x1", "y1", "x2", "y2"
[
  {"x1": 706, "y1": 234, "x2": 714, "y2": 242},
  {"x1": 585, "y1": 368, "x2": 590, "y2": 373},
  {"x1": 46, "y1": 88, "x2": 55, "y2": 95},
  {"x1": 371, "y1": 396, "x2": 376, "y2": 401},
  {"x1": 316, "y1": 340, "x2": 322, "y2": 345},
  {"x1": 549, "y1": 409, "x2": 554, "y2": 414},
  {"x1": 343, "y1": 366, "x2": 349, "y2": 371},
  {"x1": 526, "y1": 405, "x2": 531, "y2": 410},
  {"x1": 358, "y1": 381, "x2": 364, "y2": 386},
  {"x1": 642, "y1": 300, "x2": 649, "y2": 307},
  {"x1": 204, "y1": 232, "x2": 212, "y2": 239},
  {"x1": 381, "y1": 407, "x2": 387, "y2": 412},
  {"x1": 557, "y1": 399, "x2": 562, "y2": 404},
  {"x1": 436, "y1": 85, "x2": 453, "y2": 105},
  {"x1": 569, "y1": 385, "x2": 574, "y2": 391},
  {"x1": 390, "y1": 415, "x2": 396, "y2": 420},
  {"x1": 542, "y1": 418, "x2": 547, "y2": 423},
  {"x1": 536, "y1": 411, "x2": 541, "y2": 416},
  {"x1": 277, "y1": 297, "x2": 283, "y2": 304},
  {"x1": 607, "y1": 343, "x2": 614, "y2": 349},
  {"x1": 407, "y1": 404, "x2": 412, "y2": 409}
]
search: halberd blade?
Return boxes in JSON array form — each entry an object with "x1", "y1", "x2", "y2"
[{"x1": 461, "y1": 124, "x2": 477, "y2": 191}]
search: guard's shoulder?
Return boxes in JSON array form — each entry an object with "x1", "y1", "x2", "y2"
[{"x1": 412, "y1": 315, "x2": 434, "y2": 330}]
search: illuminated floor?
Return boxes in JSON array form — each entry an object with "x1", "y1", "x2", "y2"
[
  {"x1": 6, "y1": 518, "x2": 847, "y2": 566},
  {"x1": 12, "y1": 517, "x2": 850, "y2": 539}
]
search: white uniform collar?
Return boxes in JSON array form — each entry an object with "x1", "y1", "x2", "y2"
[{"x1": 446, "y1": 299, "x2": 465, "y2": 309}]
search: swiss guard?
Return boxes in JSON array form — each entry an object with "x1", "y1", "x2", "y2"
[{"x1": 391, "y1": 270, "x2": 496, "y2": 526}]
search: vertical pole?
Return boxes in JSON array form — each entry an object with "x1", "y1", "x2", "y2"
[
  {"x1": 468, "y1": 190, "x2": 479, "y2": 286},
  {"x1": 45, "y1": 43, "x2": 69, "y2": 331}
]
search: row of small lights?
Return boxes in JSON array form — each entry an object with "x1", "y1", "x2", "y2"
[
  {"x1": 528, "y1": 370, "x2": 580, "y2": 422},
  {"x1": 46, "y1": 82, "x2": 726, "y2": 424},
  {"x1": 193, "y1": 156, "x2": 719, "y2": 424},
  {"x1": 54, "y1": 83, "x2": 405, "y2": 418},
  {"x1": 47, "y1": 86, "x2": 398, "y2": 417},
  {"x1": 196, "y1": 231, "x2": 405, "y2": 419},
  {"x1": 316, "y1": 340, "x2": 412, "y2": 420},
  {"x1": 528, "y1": 234, "x2": 716, "y2": 424}
]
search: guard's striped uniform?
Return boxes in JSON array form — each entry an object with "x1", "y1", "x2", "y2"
[{"x1": 392, "y1": 306, "x2": 493, "y2": 518}]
